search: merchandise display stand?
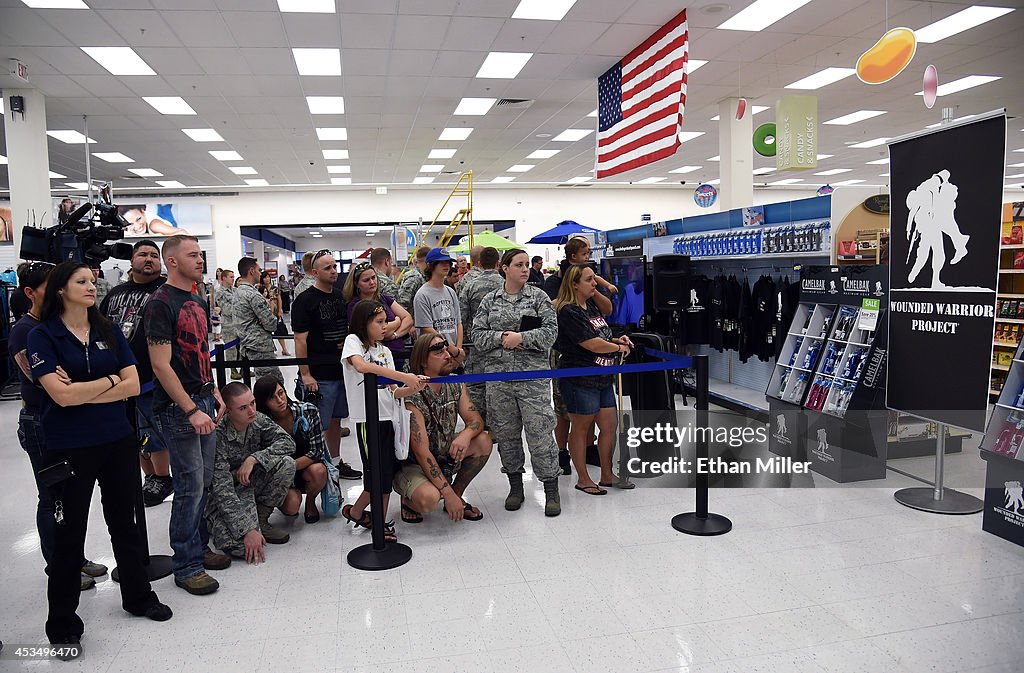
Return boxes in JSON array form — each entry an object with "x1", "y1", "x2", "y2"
[{"x1": 977, "y1": 339, "x2": 1024, "y2": 543}]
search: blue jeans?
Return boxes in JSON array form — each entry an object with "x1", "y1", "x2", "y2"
[
  {"x1": 18, "y1": 409, "x2": 57, "y2": 568},
  {"x1": 313, "y1": 378, "x2": 349, "y2": 429},
  {"x1": 558, "y1": 380, "x2": 616, "y2": 416},
  {"x1": 135, "y1": 391, "x2": 166, "y2": 453},
  {"x1": 153, "y1": 395, "x2": 216, "y2": 580}
]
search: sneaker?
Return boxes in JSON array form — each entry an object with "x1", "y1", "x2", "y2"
[
  {"x1": 174, "y1": 571, "x2": 219, "y2": 596},
  {"x1": 337, "y1": 462, "x2": 362, "y2": 480},
  {"x1": 143, "y1": 475, "x2": 174, "y2": 507},
  {"x1": 126, "y1": 601, "x2": 173, "y2": 622},
  {"x1": 340, "y1": 426, "x2": 351, "y2": 438},
  {"x1": 230, "y1": 369, "x2": 242, "y2": 381},
  {"x1": 203, "y1": 548, "x2": 232, "y2": 571},
  {"x1": 80, "y1": 574, "x2": 96, "y2": 591},
  {"x1": 81, "y1": 560, "x2": 108, "y2": 577}
]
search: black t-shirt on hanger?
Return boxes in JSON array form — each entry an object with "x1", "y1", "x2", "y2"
[{"x1": 682, "y1": 275, "x2": 711, "y2": 346}]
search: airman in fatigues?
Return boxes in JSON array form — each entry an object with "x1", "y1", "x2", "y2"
[
  {"x1": 234, "y1": 281, "x2": 283, "y2": 384},
  {"x1": 207, "y1": 412, "x2": 296, "y2": 556},
  {"x1": 376, "y1": 270, "x2": 399, "y2": 300},
  {"x1": 459, "y1": 268, "x2": 505, "y2": 416},
  {"x1": 215, "y1": 280, "x2": 240, "y2": 377},
  {"x1": 473, "y1": 280, "x2": 561, "y2": 516}
]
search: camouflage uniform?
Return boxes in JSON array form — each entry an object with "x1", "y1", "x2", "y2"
[
  {"x1": 376, "y1": 269, "x2": 399, "y2": 300},
  {"x1": 293, "y1": 274, "x2": 315, "y2": 299},
  {"x1": 215, "y1": 284, "x2": 239, "y2": 365},
  {"x1": 459, "y1": 269, "x2": 505, "y2": 416},
  {"x1": 94, "y1": 276, "x2": 111, "y2": 307},
  {"x1": 395, "y1": 266, "x2": 425, "y2": 314},
  {"x1": 206, "y1": 412, "x2": 296, "y2": 553},
  {"x1": 472, "y1": 284, "x2": 559, "y2": 481},
  {"x1": 233, "y1": 281, "x2": 283, "y2": 384}
]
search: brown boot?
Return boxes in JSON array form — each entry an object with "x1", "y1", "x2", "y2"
[{"x1": 257, "y1": 504, "x2": 290, "y2": 544}]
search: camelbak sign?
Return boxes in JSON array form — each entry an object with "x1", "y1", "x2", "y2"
[{"x1": 886, "y1": 113, "x2": 1005, "y2": 432}]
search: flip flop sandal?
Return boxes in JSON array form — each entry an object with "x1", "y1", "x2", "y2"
[
  {"x1": 598, "y1": 480, "x2": 636, "y2": 490},
  {"x1": 444, "y1": 502, "x2": 484, "y2": 521},
  {"x1": 384, "y1": 520, "x2": 398, "y2": 543},
  {"x1": 401, "y1": 502, "x2": 423, "y2": 524},
  {"x1": 342, "y1": 504, "x2": 371, "y2": 529},
  {"x1": 574, "y1": 484, "x2": 608, "y2": 496}
]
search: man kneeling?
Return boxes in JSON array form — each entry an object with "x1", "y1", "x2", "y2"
[
  {"x1": 395, "y1": 334, "x2": 492, "y2": 523},
  {"x1": 207, "y1": 382, "x2": 296, "y2": 564}
]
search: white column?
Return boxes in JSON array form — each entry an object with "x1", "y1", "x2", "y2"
[
  {"x1": 252, "y1": 239, "x2": 266, "y2": 266},
  {"x1": 718, "y1": 97, "x2": 754, "y2": 210},
  {"x1": 212, "y1": 212, "x2": 243, "y2": 273},
  {"x1": 2, "y1": 89, "x2": 52, "y2": 253}
]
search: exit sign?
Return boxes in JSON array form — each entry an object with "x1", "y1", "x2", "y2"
[{"x1": 9, "y1": 59, "x2": 29, "y2": 83}]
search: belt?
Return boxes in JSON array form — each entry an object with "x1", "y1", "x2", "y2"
[{"x1": 191, "y1": 382, "x2": 215, "y2": 397}]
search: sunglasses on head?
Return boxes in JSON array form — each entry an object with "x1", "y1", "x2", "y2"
[
  {"x1": 26, "y1": 262, "x2": 55, "y2": 272},
  {"x1": 428, "y1": 339, "x2": 449, "y2": 353},
  {"x1": 352, "y1": 261, "x2": 371, "y2": 273},
  {"x1": 312, "y1": 249, "x2": 332, "y2": 265}
]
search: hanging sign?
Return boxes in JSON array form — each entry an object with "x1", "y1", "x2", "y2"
[
  {"x1": 886, "y1": 113, "x2": 1005, "y2": 432},
  {"x1": 776, "y1": 95, "x2": 818, "y2": 170},
  {"x1": 694, "y1": 184, "x2": 718, "y2": 208}
]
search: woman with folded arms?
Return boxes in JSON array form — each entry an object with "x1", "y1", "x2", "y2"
[{"x1": 28, "y1": 261, "x2": 172, "y2": 654}]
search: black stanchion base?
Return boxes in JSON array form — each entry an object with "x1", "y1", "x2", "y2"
[
  {"x1": 111, "y1": 554, "x2": 173, "y2": 583},
  {"x1": 894, "y1": 487, "x2": 983, "y2": 515},
  {"x1": 347, "y1": 543, "x2": 412, "y2": 571},
  {"x1": 672, "y1": 512, "x2": 732, "y2": 536}
]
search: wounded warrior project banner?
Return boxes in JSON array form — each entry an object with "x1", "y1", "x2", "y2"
[{"x1": 887, "y1": 114, "x2": 1005, "y2": 432}]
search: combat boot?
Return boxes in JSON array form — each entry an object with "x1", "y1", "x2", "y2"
[
  {"x1": 543, "y1": 479, "x2": 561, "y2": 517},
  {"x1": 256, "y1": 504, "x2": 290, "y2": 544},
  {"x1": 505, "y1": 473, "x2": 525, "y2": 511}
]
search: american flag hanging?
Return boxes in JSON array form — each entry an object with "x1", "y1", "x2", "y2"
[{"x1": 595, "y1": 9, "x2": 690, "y2": 179}]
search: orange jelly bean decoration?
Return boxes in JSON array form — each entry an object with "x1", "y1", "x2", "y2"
[{"x1": 856, "y1": 27, "x2": 917, "y2": 85}]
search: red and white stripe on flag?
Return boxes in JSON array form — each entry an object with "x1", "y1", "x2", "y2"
[{"x1": 595, "y1": 9, "x2": 689, "y2": 179}]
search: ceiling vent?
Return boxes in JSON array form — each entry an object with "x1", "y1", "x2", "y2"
[{"x1": 496, "y1": 98, "x2": 533, "y2": 110}]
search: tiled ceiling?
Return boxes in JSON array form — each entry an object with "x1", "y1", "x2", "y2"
[{"x1": 1, "y1": 0, "x2": 1023, "y2": 194}]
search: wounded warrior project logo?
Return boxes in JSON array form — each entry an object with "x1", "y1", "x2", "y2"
[
  {"x1": 1004, "y1": 481, "x2": 1024, "y2": 515},
  {"x1": 774, "y1": 414, "x2": 790, "y2": 446}
]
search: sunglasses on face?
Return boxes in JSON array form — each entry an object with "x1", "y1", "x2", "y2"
[{"x1": 428, "y1": 340, "x2": 449, "y2": 353}]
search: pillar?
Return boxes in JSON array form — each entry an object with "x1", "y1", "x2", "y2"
[
  {"x1": 717, "y1": 97, "x2": 754, "y2": 211},
  {"x1": 2, "y1": 89, "x2": 52, "y2": 253}
]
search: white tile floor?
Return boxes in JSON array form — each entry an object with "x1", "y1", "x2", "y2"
[{"x1": 2, "y1": 386, "x2": 1023, "y2": 673}]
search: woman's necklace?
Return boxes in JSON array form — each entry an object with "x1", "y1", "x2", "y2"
[{"x1": 61, "y1": 317, "x2": 90, "y2": 345}]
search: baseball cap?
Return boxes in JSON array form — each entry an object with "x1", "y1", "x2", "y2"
[{"x1": 426, "y1": 247, "x2": 455, "y2": 264}]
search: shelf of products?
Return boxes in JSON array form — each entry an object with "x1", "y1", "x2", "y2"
[
  {"x1": 672, "y1": 220, "x2": 831, "y2": 258},
  {"x1": 802, "y1": 305, "x2": 877, "y2": 418},
  {"x1": 981, "y1": 339, "x2": 1024, "y2": 460},
  {"x1": 994, "y1": 211, "x2": 1024, "y2": 397},
  {"x1": 767, "y1": 302, "x2": 837, "y2": 405},
  {"x1": 837, "y1": 228, "x2": 889, "y2": 266}
]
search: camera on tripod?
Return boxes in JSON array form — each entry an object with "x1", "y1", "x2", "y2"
[{"x1": 20, "y1": 183, "x2": 134, "y2": 266}]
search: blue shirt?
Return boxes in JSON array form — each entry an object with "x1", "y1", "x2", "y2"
[
  {"x1": 27, "y1": 317, "x2": 137, "y2": 451},
  {"x1": 8, "y1": 313, "x2": 44, "y2": 411}
]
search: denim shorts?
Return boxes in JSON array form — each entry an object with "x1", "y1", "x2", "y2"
[
  {"x1": 313, "y1": 378, "x2": 349, "y2": 428},
  {"x1": 558, "y1": 379, "x2": 616, "y2": 416}
]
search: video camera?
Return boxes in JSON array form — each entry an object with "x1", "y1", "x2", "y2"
[{"x1": 20, "y1": 183, "x2": 134, "y2": 266}]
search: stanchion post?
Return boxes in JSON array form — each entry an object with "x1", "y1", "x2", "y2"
[
  {"x1": 214, "y1": 342, "x2": 227, "y2": 390},
  {"x1": 671, "y1": 354, "x2": 732, "y2": 536},
  {"x1": 241, "y1": 355, "x2": 252, "y2": 388},
  {"x1": 893, "y1": 421, "x2": 983, "y2": 514},
  {"x1": 347, "y1": 371, "x2": 412, "y2": 571}
]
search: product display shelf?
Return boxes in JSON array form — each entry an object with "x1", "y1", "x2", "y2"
[
  {"x1": 994, "y1": 225, "x2": 1024, "y2": 398},
  {"x1": 802, "y1": 305, "x2": 878, "y2": 418},
  {"x1": 766, "y1": 302, "x2": 837, "y2": 406},
  {"x1": 981, "y1": 340, "x2": 1024, "y2": 461}
]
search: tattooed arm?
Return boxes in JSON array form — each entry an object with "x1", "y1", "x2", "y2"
[{"x1": 405, "y1": 404, "x2": 455, "y2": 495}]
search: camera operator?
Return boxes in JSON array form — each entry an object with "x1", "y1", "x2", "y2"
[{"x1": 101, "y1": 240, "x2": 173, "y2": 506}]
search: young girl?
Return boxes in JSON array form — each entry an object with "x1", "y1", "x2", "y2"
[{"x1": 341, "y1": 300, "x2": 428, "y2": 541}]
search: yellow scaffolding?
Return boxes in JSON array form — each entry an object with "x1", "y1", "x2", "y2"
[{"x1": 417, "y1": 170, "x2": 474, "y2": 255}]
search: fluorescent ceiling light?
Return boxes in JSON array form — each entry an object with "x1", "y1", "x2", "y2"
[
  {"x1": 814, "y1": 168, "x2": 852, "y2": 176},
  {"x1": 454, "y1": 97, "x2": 496, "y2": 115},
  {"x1": 156, "y1": 180, "x2": 185, "y2": 188},
  {"x1": 143, "y1": 96, "x2": 196, "y2": 115},
  {"x1": 92, "y1": 152, "x2": 133, "y2": 163},
  {"x1": 566, "y1": 176, "x2": 592, "y2": 183},
  {"x1": 926, "y1": 114, "x2": 977, "y2": 128},
  {"x1": 210, "y1": 150, "x2": 243, "y2": 161},
  {"x1": 245, "y1": 179, "x2": 270, "y2": 187},
  {"x1": 552, "y1": 129, "x2": 592, "y2": 142},
  {"x1": 81, "y1": 47, "x2": 155, "y2": 76},
  {"x1": 865, "y1": 158, "x2": 889, "y2": 165},
  {"x1": 306, "y1": 96, "x2": 345, "y2": 114},
  {"x1": 1010, "y1": 162, "x2": 1024, "y2": 167},
  {"x1": 880, "y1": 172, "x2": 890, "y2": 177},
  {"x1": 229, "y1": 166, "x2": 258, "y2": 175},
  {"x1": 0, "y1": 154, "x2": 8, "y2": 164},
  {"x1": 316, "y1": 127, "x2": 347, "y2": 141},
  {"x1": 678, "y1": 131, "x2": 705, "y2": 143},
  {"x1": 587, "y1": 109, "x2": 598, "y2": 117},
  {"x1": 511, "y1": 0, "x2": 576, "y2": 20},
  {"x1": 915, "y1": 6, "x2": 1015, "y2": 44},
  {"x1": 769, "y1": 178, "x2": 803, "y2": 185},
  {"x1": 817, "y1": 154, "x2": 834, "y2": 160},
  {"x1": 785, "y1": 67, "x2": 856, "y2": 90},
  {"x1": 429, "y1": 149, "x2": 457, "y2": 159},
  {"x1": 719, "y1": 0, "x2": 813, "y2": 31},
  {"x1": 688, "y1": 59, "x2": 709, "y2": 73},
  {"x1": 331, "y1": 177, "x2": 351, "y2": 185},
  {"x1": 508, "y1": 165, "x2": 534, "y2": 172},
  {"x1": 22, "y1": 1, "x2": 88, "y2": 8},
  {"x1": 292, "y1": 48, "x2": 341, "y2": 76},
  {"x1": 707, "y1": 179, "x2": 721, "y2": 185},
  {"x1": 824, "y1": 110, "x2": 887, "y2": 125},
  {"x1": 849, "y1": 137, "x2": 889, "y2": 148},
  {"x1": 412, "y1": 177, "x2": 435, "y2": 184},
  {"x1": 49, "y1": 171, "x2": 66, "y2": 179},
  {"x1": 47, "y1": 130, "x2": 96, "y2": 144},
  {"x1": 182, "y1": 128, "x2": 224, "y2": 142},
  {"x1": 277, "y1": 0, "x2": 335, "y2": 13},
  {"x1": 310, "y1": 232, "x2": 324, "y2": 236},
  {"x1": 1015, "y1": 148, "x2": 1024, "y2": 153},
  {"x1": 476, "y1": 52, "x2": 533, "y2": 79},
  {"x1": 129, "y1": 168, "x2": 163, "y2": 177},
  {"x1": 752, "y1": 167, "x2": 775, "y2": 175},
  {"x1": 527, "y1": 149, "x2": 560, "y2": 159},
  {"x1": 669, "y1": 165, "x2": 701, "y2": 174},
  {"x1": 833, "y1": 179, "x2": 866, "y2": 186},
  {"x1": 439, "y1": 128, "x2": 473, "y2": 141},
  {"x1": 708, "y1": 155, "x2": 720, "y2": 161},
  {"x1": 491, "y1": 176, "x2": 516, "y2": 183},
  {"x1": 1006, "y1": 173, "x2": 1024, "y2": 179},
  {"x1": 327, "y1": 165, "x2": 350, "y2": 174},
  {"x1": 322, "y1": 149, "x2": 349, "y2": 159},
  {"x1": 636, "y1": 177, "x2": 666, "y2": 184},
  {"x1": 915, "y1": 75, "x2": 1001, "y2": 97},
  {"x1": 710, "y1": 105, "x2": 768, "y2": 121},
  {"x1": 420, "y1": 165, "x2": 444, "y2": 173},
  {"x1": 65, "y1": 182, "x2": 89, "y2": 189}
]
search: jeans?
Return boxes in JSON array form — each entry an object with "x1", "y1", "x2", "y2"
[
  {"x1": 558, "y1": 379, "x2": 616, "y2": 416},
  {"x1": 135, "y1": 391, "x2": 166, "y2": 453},
  {"x1": 18, "y1": 409, "x2": 57, "y2": 567},
  {"x1": 153, "y1": 395, "x2": 217, "y2": 580}
]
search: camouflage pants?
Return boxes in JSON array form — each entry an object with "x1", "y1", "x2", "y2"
[
  {"x1": 239, "y1": 347, "x2": 283, "y2": 385},
  {"x1": 220, "y1": 328, "x2": 239, "y2": 364},
  {"x1": 486, "y1": 379, "x2": 559, "y2": 482},
  {"x1": 206, "y1": 457, "x2": 295, "y2": 552}
]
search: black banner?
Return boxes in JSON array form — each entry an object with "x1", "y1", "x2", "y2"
[
  {"x1": 887, "y1": 114, "x2": 1005, "y2": 432},
  {"x1": 604, "y1": 239, "x2": 645, "y2": 258}
]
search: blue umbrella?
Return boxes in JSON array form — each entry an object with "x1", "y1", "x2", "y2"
[{"x1": 526, "y1": 220, "x2": 602, "y2": 244}]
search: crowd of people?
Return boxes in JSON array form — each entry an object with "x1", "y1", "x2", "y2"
[{"x1": 8, "y1": 233, "x2": 637, "y2": 655}]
